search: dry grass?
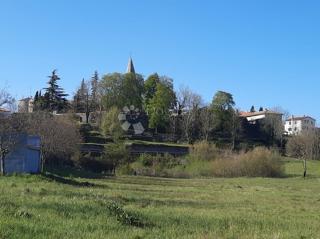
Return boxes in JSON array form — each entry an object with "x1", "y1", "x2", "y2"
[
  {"x1": 211, "y1": 147, "x2": 284, "y2": 177},
  {"x1": 189, "y1": 141, "x2": 220, "y2": 161}
]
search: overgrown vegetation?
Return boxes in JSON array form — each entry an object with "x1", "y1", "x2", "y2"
[{"x1": 118, "y1": 143, "x2": 284, "y2": 178}]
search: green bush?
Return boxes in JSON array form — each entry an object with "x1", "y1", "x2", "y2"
[{"x1": 138, "y1": 154, "x2": 154, "y2": 167}]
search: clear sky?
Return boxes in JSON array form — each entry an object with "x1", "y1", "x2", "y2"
[{"x1": 0, "y1": 0, "x2": 319, "y2": 122}]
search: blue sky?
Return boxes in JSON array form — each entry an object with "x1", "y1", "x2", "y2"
[{"x1": 0, "y1": 0, "x2": 319, "y2": 122}]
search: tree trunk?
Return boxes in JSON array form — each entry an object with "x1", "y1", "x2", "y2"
[
  {"x1": 86, "y1": 112, "x2": 90, "y2": 124},
  {"x1": 0, "y1": 154, "x2": 5, "y2": 176},
  {"x1": 303, "y1": 159, "x2": 307, "y2": 178},
  {"x1": 41, "y1": 151, "x2": 45, "y2": 173}
]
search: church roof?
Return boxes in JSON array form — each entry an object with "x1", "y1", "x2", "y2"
[{"x1": 126, "y1": 57, "x2": 135, "y2": 74}]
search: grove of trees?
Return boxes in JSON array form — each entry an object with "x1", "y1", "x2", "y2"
[{"x1": 2, "y1": 64, "x2": 320, "y2": 176}]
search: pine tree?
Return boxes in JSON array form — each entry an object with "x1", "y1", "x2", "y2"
[
  {"x1": 250, "y1": 105, "x2": 255, "y2": 112},
  {"x1": 44, "y1": 70, "x2": 68, "y2": 112}
]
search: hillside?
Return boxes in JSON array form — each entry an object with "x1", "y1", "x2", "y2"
[{"x1": 0, "y1": 160, "x2": 319, "y2": 239}]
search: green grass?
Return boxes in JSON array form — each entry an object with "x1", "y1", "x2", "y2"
[{"x1": 0, "y1": 159, "x2": 320, "y2": 238}]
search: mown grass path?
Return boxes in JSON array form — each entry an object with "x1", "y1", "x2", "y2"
[{"x1": 0, "y1": 160, "x2": 320, "y2": 239}]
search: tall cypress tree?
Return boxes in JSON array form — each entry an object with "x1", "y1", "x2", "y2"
[
  {"x1": 90, "y1": 71, "x2": 99, "y2": 111},
  {"x1": 73, "y1": 78, "x2": 88, "y2": 113},
  {"x1": 44, "y1": 70, "x2": 68, "y2": 112}
]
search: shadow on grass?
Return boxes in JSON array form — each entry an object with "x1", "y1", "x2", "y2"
[
  {"x1": 45, "y1": 166, "x2": 114, "y2": 179},
  {"x1": 42, "y1": 172, "x2": 108, "y2": 188}
]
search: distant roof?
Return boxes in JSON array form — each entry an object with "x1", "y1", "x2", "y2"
[
  {"x1": 286, "y1": 116, "x2": 316, "y2": 121},
  {"x1": 0, "y1": 107, "x2": 10, "y2": 113},
  {"x1": 126, "y1": 57, "x2": 135, "y2": 74},
  {"x1": 19, "y1": 97, "x2": 32, "y2": 102},
  {"x1": 239, "y1": 110, "x2": 282, "y2": 117}
]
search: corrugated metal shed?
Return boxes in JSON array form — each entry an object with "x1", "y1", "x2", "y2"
[{"x1": 4, "y1": 135, "x2": 41, "y2": 174}]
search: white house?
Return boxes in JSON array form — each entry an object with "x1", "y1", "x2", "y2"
[{"x1": 284, "y1": 116, "x2": 316, "y2": 135}]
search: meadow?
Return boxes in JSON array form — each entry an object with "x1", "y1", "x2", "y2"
[{"x1": 0, "y1": 159, "x2": 319, "y2": 239}]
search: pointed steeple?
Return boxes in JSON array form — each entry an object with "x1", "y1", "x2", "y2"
[{"x1": 126, "y1": 57, "x2": 135, "y2": 74}]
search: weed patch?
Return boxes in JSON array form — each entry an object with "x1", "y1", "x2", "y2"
[{"x1": 106, "y1": 201, "x2": 148, "y2": 228}]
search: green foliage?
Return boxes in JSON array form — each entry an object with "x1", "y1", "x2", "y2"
[
  {"x1": 211, "y1": 91, "x2": 235, "y2": 111},
  {"x1": 101, "y1": 107, "x2": 123, "y2": 141},
  {"x1": 211, "y1": 91, "x2": 237, "y2": 139},
  {"x1": 100, "y1": 73, "x2": 144, "y2": 110},
  {"x1": 138, "y1": 154, "x2": 154, "y2": 167},
  {"x1": 143, "y1": 73, "x2": 160, "y2": 107},
  {"x1": 106, "y1": 201, "x2": 146, "y2": 228},
  {"x1": 90, "y1": 71, "x2": 100, "y2": 111},
  {"x1": 14, "y1": 209, "x2": 32, "y2": 219},
  {"x1": 104, "y1": 142, "x2": 129, "y2": 168},
  {"x1": 122, "y1": 73, "x2": 144, "y2": 109},
  {"x1": 73, "y1": 78, "x2": 89, "y2": 113},
  {"x1": 42, "y1": 70, "x2": 69, "y2": 112},
  {"x1": 146, "y1": 77, "x2": 176, "y2": 132}
]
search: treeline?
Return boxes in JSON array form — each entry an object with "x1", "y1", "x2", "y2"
[
  {"x1": 31, "y1": 70, "x2": 285, "y2": 148},
  {"x1": 2, "y1": 67, "x2": 320, "y2": 177}
]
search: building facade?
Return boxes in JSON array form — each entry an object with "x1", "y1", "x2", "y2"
[
  {"x1": 239, "y1": 110, "x2": 283, "y2": 124},
  {"x1": 18, "y1": 97, "x2": 34, "y2": 113},
  {"x1": 284, "y1": 116, "x2": 316, "y2": 135},
  {"x1": 4, "y1": 135, "x2": 41, "y2": 174}
]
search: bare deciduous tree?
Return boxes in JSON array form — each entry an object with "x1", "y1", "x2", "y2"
[
  {"x1": 262, "y1": 108, "x2": 285, "y2": 147},
  {"x1": 286, "y1": 130, "x2": 320, "y2": 177},
  {"x1": 22, "y1": 112, "x2": 81, "y2": 171},
  {"x1": 0, "y1": 88, "x2": 17, "y2": 175},
  {"x1": 199, "y1": 106, "x2": 213, "y2": 141},
  {"x1": 0, "y1": 117, "x2": 20, "y2": 175},
  {"x1": 177, "y1": 87, "x2": 203, "y2": 143},
  {"x1": 0, "y1": 88, "x2": 14, "y2": 109}
]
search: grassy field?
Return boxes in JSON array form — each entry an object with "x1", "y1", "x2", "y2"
[{"x1": 0, "y1": 160, "x2": 320, "y2": 239}]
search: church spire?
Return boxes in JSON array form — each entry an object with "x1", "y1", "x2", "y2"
[{"x1": 126, "y1": 57, "x2": 135, "y2": 74}]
